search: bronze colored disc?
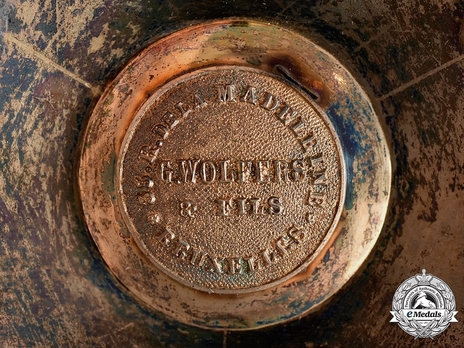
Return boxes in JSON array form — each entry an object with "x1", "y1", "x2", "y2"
[
  {"x1": 79, "y1": 20, "x2": 391, "y2": 329},
  {"x1": 117, "y1": 67, "x2": 345, "y2": 293}
]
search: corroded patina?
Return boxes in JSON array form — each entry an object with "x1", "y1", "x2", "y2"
[
  {"x1": 78, "y1": 20, "x2": 390, "y2": 329},
  {"x1": 3, "y1": 0, "x2": 462, "y2": 345}
]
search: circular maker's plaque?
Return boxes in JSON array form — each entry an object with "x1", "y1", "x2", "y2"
[
  {"x1": 118, "y1": 67, "x2": 345, "y2": 293},
  {"x1": 79, "y1": 20, "x2": 391, "y2": 329}
]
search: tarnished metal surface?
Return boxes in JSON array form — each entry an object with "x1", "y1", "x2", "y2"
[
  {"x1": 78, "y1": 21, "x2": 389, "y2": 330},
  {"x1": 118, "y1": 67, "x2": 345, "y2": 293},
  {"x1": 1, "y1": 0, "x2": 464, "y2": 346}
]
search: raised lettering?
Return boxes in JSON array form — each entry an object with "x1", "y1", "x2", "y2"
[
  {"x1": 134, "y1": 175, "x2": 154, "y2": 188},
  {"x1": 306, "y1": 211, "x2": 315, "y2": 223},
  {"x1": 275, "y1": 160, "x2": 290, "y2": 182},
  {"x1": 275, "y1": 104, "x2": 297, "y2": 125},
  {"x1": 138, "y1": 192, "x2": 156, "y2": 205},
  {"x1": 200, "y1": 161, "x2": 216, "y2": 183},
  {"x1": 246, "y1": 257, "x2": 256, "y2": 272},
  {"x1": 261, "y1": 92, "x2": 279, "y2": 111},
  {"x1": 288, "y1": 226, "x2": 305, "y2": 242},
  {"x1": 220, "y1": 160, "x2": 235, "y2": 182},
  {"x1": 291, "y1": 160, "x2": 305, "y2": 181},
  {"x1": 157, "y1": 229, "x2": 175, "y2": 246},
  {"x1": 147, "y1": 212, "x2": 160, "y2": 225},
  {"x1": 139, "y1": 146, "x2": 159, "y2": 164},
  {"x1": 309, "y1": 154, "x2": 324, "y2": 166},
  {"x1": 275, "y1": 236, "x2": 290, "y2": 255},
  {"x1": 242, "y1": 86, "x2": 257, "y2": 105},
  {"x1": 217, "y1": 84, "x2": 236, "y2": 102},
  {"x1": 249, "y1": 197, "x2": 263, "y2": 215},
  {"x1": 313, "y1": 169, "x2": 326, "y2": 184},
  {"x1": 178, "y1": 160, "x2": 200, "y2": 183},
  {"x1": 160, "y1": 161, "x2": 173, "y2": 182},
  {"x1": 176, "y1": 102, "x2": 191, "y2": 118},
  {"x1": 256, "y1": 160, "x2": 270, "y2": 182},
  {"x1": 211, "y1": 256, "x2": 225, "y2": 273},
  {"x1": 157, "y1": 224, "x2": 308, "y2": 274},
  {"x1": 309, "y1": 196, "x2": 325, "y2": 206},
  {"x1": 174, "y1": 239, "x2": 190, "y2": 259},
  {"x1": 246, "y1": 256, "x2": 263, "y2": 271},
  {"x1": 215, "y1": 196, "x2": 284, "y2": 216},
  {"x1": 236, "y1": 198, "x2": 247, "y2": 215},
  {"x1": 156, "y1": 159, "x2": 313, "y2": 184},
  {"x1": 152, "y1": 124, "x2": 169, "y2": 139},
  {"x1": 161, "y1": 112, "x2": 179, "y2": 129},
  {"x1": 216, "y1": 198, "x2": 233, "y2": 216},
  {"x1": 190, "y1": 248, "x2": 207, "y2": 266},
  {"x1": 268, "y1": 197, "x2": 283, "y2": 215},
  {"x1": 194, "y1": 93, "x2": 207, "y2": 108},
  {"x1": 237, "y1": 161, "x2": 252, "y2": 183},
  {"x1": 289, "y1": 117, "x2": 305, "y2": 137},
  {"x1": 300, "y1": 133, "x2": 317, "y2": 150},
  {"x1": 228, "y1": 258, "x2": 243, "y2": 275},
  {"x1": 262, "y1": 247, "x2": 279, "y2": 265},
  {"x1": 179, "y1": 201, "x2": 196, "y2": 218}
]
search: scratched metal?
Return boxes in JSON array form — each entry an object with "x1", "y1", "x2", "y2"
[
  {"x1": 1, "y1": 0, "x2": 464, "y2": 347},
  {"x1": 78, "y1": 21, "x2": 390, "y2": 330},
  {"x1": 78, "y1": 21, "x2": 389, "y2": 330}
]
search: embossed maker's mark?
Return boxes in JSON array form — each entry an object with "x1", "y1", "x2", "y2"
[
  {"x1": 138, "y1": 83, "x2": 318, "y2": 167},
  {"x1": 118, "y1": 67, "x2": 344, "y2": 292},
  {"x1": 180, "y1": 200, "x2": 197, "y2": 218},
  {"x1": 153, "y1": 225, "x2": 306, "y2": 276}
]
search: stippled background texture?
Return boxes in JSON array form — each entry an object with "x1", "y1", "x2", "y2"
[{"x1": 1, "y1": 0, "x2": 464, "y2": 347}]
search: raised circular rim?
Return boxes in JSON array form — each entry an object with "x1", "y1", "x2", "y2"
[
  {"x1": 115, "y1": 66, "x2": 347, "y2": 294},
  {"x1": 78, "y1": 19, "x2": 391, "y2": 330}
]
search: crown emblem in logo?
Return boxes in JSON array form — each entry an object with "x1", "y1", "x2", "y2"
[{"x1": 414, "y1": 269, "x2": 433, "y2": 285}]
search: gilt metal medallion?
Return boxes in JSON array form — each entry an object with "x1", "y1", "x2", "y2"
[{"x1": 117, "y1": 67, "x2": 344, "y2": 293}]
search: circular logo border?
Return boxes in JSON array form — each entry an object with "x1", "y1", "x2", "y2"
[{"x1": 391, "y1": 269, "x2": 458, "y2": 339}]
